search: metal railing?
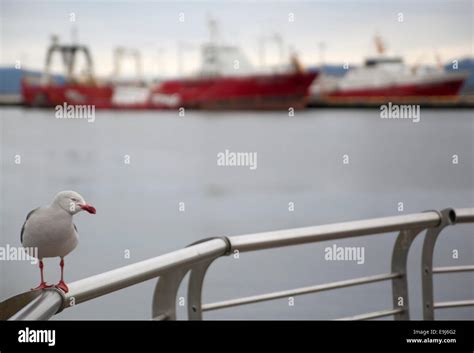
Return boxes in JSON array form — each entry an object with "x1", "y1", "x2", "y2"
[
  {"x1": 3, "y1": 207, "x2": 473, "y2": 321},
  {"x1": 421, "y1": 208, "x2": 474, "y2": 320}
]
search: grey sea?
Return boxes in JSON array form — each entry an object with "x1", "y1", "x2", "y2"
[{"x1": 0, "y1": 107, "x2": 473, "y2": 320}]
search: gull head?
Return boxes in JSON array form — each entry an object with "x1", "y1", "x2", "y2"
[{"x1": 52, "y1": 190, "x2": 96, "y2": 215}]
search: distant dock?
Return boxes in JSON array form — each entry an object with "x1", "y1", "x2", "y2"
[{"x1": 0, "y1": 94, "x2": 22, "y2": 106}]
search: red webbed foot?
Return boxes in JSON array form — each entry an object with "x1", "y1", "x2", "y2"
[
  {"x1": 31, "y1": 282, "x2": 53, "y2": 291},
  {"x1": 55, "y1": 280, "x2": 69, "y2": 293}
]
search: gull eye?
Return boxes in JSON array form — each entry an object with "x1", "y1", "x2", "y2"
[{"x1": 71, "y1": 198, "x2": 78, "y2": 202}]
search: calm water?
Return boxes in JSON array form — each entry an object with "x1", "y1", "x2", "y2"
[{"x1": 0, "y1": 107, "x2": 472, "y2": 320}]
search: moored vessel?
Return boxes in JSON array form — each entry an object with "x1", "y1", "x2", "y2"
[
  {"x1": 22, "y1": 32, "x2": 316, "y2": 110},
  {"x1": 310, "y1": 36, "x2": 467, "y2": 105}
]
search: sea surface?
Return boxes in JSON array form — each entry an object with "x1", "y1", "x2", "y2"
[{"x1": 0, "y1": 107, "x2": 473, "y2": 320}]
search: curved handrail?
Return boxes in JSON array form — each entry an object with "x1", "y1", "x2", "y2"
[{"x1": 4, "y1": 207, "x2": 473, "y2": 321}]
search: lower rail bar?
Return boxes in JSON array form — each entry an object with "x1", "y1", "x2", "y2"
[
  {"x1": 434, "y1": 299, "x2": 474, "y2": 309},
  {"x1": 202, "y1": 273, "x2": 400, "y2": 312},
  {"x1": 337, "y1": 308, "x2": 404, "y2": 321},
  {"x1": 433, "y1": 265, "x2": 474, "y2": 274}
]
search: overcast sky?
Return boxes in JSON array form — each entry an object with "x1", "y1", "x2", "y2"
[{"x1": 1, "y1": 0, "x2": 472, "y2": 77}]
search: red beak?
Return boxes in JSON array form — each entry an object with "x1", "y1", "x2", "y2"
[{"x1": 80, "y1": 204, "x2": 96, "y2": 214}]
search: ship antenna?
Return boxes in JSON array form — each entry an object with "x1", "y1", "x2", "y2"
[
  {"x1": 318, "y1": 41, "x2": 326, "y2": 67},
  {"x1": 374, "y1": 34, "x2": 385, "y2": 55},
  {"x1": 206, "y1": 15, "x2": 220, "y2": 74},
  {"x1": 274, "y1": 33, "x2": 284, "y2": 65},
  {"x1": 208, "y1": 16, "x2": 218, "y2": 44},
  {"x1": 70, "y1": 24, "x2": 78, "y2": 45},
  {"x1": 44, "y1": 35, "x2": 59, "y2": 83},
  {"x1": 435, "y1": 52, "x2": 443, "y2": 71}
]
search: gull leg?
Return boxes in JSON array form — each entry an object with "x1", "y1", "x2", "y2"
[
  {"x1": 55, "y1": 257, "x2": 69, "y2": 293},
  {"x1": 31, "y1": 260, "x2": 52, "y2": 290}
]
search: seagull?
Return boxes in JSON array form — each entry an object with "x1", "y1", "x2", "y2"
[{"x1": 21, "y1": 191, "x2": 96, "y2": 293}]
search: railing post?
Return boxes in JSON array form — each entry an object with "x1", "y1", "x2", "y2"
[
  {"x1": 187, "y1": 260, "x2": 216, "y2": 320},
  {"x1": 152, "y1": 268, "x2": 189, "y2": 320},
  {"x1": 421, "y1": 208, "x2": 456, "y2": 320},
  {"x1": 391, "y1": 227, "x2": 427, "y2": 320},
  {"x1": 187, "y1": 237, "x2": 231, "y2": 320},
  {"x1": 151, "y1": 237, "x2": 230, "y2": 321}
]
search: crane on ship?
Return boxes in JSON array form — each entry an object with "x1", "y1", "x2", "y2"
[{"x1": 43, "y1": 35, "x2": 96, "y2": 85}]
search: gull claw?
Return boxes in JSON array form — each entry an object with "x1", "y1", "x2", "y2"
[
  {"x1": 31, "y1": 282, "x2": 53, "y2": 291},
  {"x1": 55, "y1": 281, "x2": 69, "y2": 293}
]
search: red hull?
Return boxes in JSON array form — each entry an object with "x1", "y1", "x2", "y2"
[
  {"x1": 151, "y1": 72, "x2": 317, "y2": 109},
  {"x1": 21, "y1": 82, "x2": 115, "y2": 108},
  {"x1": 22, "y1": 72, "x2": 317, "y2": 110},
  {"x1": 326, "y1": 78, "x2": 465, "y2": 102}
]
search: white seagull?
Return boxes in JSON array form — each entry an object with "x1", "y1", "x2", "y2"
[{"x1": 21, "y1": 191, "x2": 96, "y2": 293}]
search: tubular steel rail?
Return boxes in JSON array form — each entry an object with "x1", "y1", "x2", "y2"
[
  {"x1": 421, "y1": 208, "x2": 474, "y2": 320},
  {"x1": 4, "y1": 207, "x2": 473, "y2": 321}
]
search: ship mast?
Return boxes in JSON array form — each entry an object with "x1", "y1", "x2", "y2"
[
  {"x1": 206, "y1": 16, "x2": 220, "y2": 75},
  {"x1": 208, "y1": 17, "x2": 218, "y2": 45},
  {"x1": 374, "y1": 34, "x2": 386, "y2": 55}
]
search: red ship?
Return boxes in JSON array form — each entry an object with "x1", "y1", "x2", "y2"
[
  {"x1": 22, "y1": 38, "x2": 316, "y2": 110},
  {"x1": 310, "y1": 36, "x2": 467, "y2": 104},
  {"x1": 150, "y1": 51, "x2": 316, "y2": 110}
]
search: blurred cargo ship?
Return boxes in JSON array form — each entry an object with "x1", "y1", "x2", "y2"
[
  {"x1": 310, "y1": 36, "x2": 467, "y2": 105},
  {"x1": 150, "y1": 44, "x2": 315, "y2": 110},
  {"x1": 22, "y1": 32, "x2": 316, "y2": 110}
]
